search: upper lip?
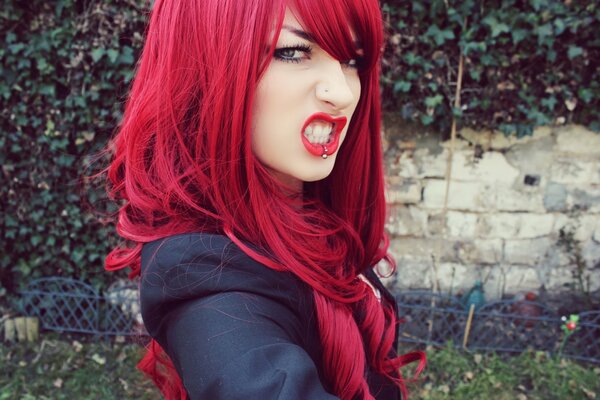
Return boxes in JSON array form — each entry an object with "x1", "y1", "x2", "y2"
[{"x1": 302, "y1": 112, "x2": 347, "y2": 133}]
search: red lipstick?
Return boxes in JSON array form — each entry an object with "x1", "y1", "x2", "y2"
[{"x1": 301, "y1": 112, "x2": 347, "y2": 158}]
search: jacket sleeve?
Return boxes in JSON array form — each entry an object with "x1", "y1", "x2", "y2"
[{"x1": 140, "y1": 233, "x2": 339, "y2": 400}]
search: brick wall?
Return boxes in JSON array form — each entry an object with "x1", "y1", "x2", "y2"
[{"x1": 383, "y1": 122, "x2": 600, "y2": 299}]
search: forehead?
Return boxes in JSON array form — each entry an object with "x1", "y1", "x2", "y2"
[
  {"x1": 278, "y1": 8, "x2": 310, "y2": 41},
  {"x1": 279, "y1": 7, "x2": 359, "y2": 47},
  {"x1": 282, "y1": 8, "x2": 302, "y2": 30}
]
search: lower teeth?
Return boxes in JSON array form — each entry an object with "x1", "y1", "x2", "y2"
[{"x1": 307, "y1": 135, "x2": 331, "y2": 145}]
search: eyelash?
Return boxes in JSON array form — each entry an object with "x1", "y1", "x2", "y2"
[
  {"x1": 273, "y1": 43, "x2": 312, "y2": 63},
  {"x1": 273, "y1": 43, "x2": 363, "y2": 69}
]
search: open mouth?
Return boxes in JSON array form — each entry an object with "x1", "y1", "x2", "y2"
[
  {"x1": 301, "y1": 113, "x2": 347, "y2": 158},
  {"x1": 303, "y1": 121, "x2": 335, "y2": 145}
]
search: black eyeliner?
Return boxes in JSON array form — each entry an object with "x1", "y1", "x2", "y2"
[{"x1": 273, "y1": 43, "x2": 313, "y2": 63}]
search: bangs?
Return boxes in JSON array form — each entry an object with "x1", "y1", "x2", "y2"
[{"x1": 286, "y1": 0, "x2": 383, "y2": 72}]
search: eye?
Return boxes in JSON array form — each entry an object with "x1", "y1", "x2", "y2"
[
  {"x1": 341, "y1": 58, "x2": 358, "y2": 68},
  {"x1": 341, "y1": 56, "x2": 364, "y2": 70},
  {"x1": 274, "y1": 44, "x2": 312, "y2": 63},
  {"x1": 341, "y1": 48, "x2": 365, "y2": 70}
]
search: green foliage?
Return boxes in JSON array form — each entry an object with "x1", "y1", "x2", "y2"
[
  {"x1": 409, "y1": 344, "x2": 600, "y2": 399},
  {"x1": 381, "y1": 0, "x2": 600, "y2": 136},
  {"x1": 557, "y1": 226, "x2": 592, "y2": 305},
  {"x1": 2, "y1": 0, "x2": 599, "y2": 293},
  {"x1": 0, "y1": 0, "x2": 147, "y2": 291}
]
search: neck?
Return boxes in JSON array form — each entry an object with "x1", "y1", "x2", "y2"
[{"x1": 271, "y1": 171, "x2": 304, "y2": 196}]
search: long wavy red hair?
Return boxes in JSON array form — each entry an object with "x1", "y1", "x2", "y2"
[{"x1": 106, "y1": 0, "x2": 425, "y2": 398}]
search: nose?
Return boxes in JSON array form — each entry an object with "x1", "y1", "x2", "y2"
[{"x1": 315, "y1": 60, "x2": 357, "y2": 111}]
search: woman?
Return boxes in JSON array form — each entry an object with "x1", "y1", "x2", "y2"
[{"x1": 105, "y1": 0, "x2": 425, "y2": 399}]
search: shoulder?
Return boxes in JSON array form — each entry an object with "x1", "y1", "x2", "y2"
[
  {"x1": 139, "y1": 234, "x2": 334, "y2": 399},
  {"x1": 142, "y1": 232, "x2": 303, "y2": 293},
  {"x1": 139, "y1": 232, "x2": 310, "y2": 334},
  {"x1": 141, "y1": 232, "x2": 251, "y2": 280}
]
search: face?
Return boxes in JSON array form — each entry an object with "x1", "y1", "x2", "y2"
[{"x1": 251, "y1": 8, "x2": 362, "y2": 191}]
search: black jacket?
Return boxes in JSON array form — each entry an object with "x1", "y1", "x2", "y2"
[{"x1": 140, "y1": 233, "x2": 401, "y2": 399}]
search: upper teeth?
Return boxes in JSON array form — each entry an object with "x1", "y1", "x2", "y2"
[{"x1": 304, "y1": 121, "x2": 333, "y2": 144}]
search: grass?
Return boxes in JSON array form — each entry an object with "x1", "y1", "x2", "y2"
[
  {"x1": 1, "y1": 334, "x2": 159, "y2": 400},
  {"x1": 2, "y1": 334, "x2": 599, "y2": 399},
  {"x1": 407, "y1": 343, "x2": 600, "y2": 400}
]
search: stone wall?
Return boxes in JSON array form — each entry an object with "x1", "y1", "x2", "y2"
[{"x1": 382, "y1": 122, "x2": 600, "y2": 299}]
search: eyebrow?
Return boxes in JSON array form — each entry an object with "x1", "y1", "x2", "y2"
[
  {"x1": 281, "y1": 25, "x2": 363, "y2": 49},
  {"x1": 282, "y1": 25, "x2": 316, "y2": 43}
]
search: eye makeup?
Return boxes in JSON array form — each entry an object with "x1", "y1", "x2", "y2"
[
  {"x1": 274, "y1": 43, "x2": 364, "y2": 70},
  {"x1": 273, "y1": 43, "x2": 313, "y2": 63}
]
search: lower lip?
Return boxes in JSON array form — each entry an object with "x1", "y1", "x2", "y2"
[
  {"x1": 301, "y1": 116, "x2": 347, "y2": 158},
  {"x1": 301, "y1": 132, "x2": 342, "y2": 157}
]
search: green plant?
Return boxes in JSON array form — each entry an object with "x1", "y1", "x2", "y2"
[
  {"x1": 381, "y1": 0, "x2": 600, "y2": 136},
  {"x1": 4, "y1": 334, "x2": 600, "y2": 399},
  {"x1": 557, "y1": 314, "x2": 579, "y2": 359},
  {"x1": 1, "y1": 334, "x2": 158, "y2": 399},
  {"x1": 0, "y1": 0, "x2": 147, "y2": 292},
  {"x1": 557, "y1": 226, "x2": 592, "y2": 305},
  {"x1": 2, "y1": 0, "x2": 599, "y2": 296},
  {"x1": 409, "y1": 343, "x2": 600, "y2": 399}
]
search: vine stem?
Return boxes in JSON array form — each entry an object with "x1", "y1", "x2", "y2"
[
  {"x1": 442, "y1": 19, "x2": 466, "y2": 211},
  {"x1": 557, "y1": 331, "x2": 573, "y2": 359},
  {"x1": 435, "y1": 19, "x2": 467, "y2": 302}
]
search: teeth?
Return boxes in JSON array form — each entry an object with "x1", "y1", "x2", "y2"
[{"x1": 304, "y1": 121, "x2": 334, "y2": 144}]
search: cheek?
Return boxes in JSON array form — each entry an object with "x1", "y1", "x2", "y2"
[
  {"x1": 252, "y1": 78, "x2": 276, "y2": 144},
  {"x1": 252, "y1": 67, "x2": 307, "y2": 142},
  {"x1": 253, "y1": 69, "x2": 295, "y2": 126},
  {"x1": 251, "y1": 72, "x2": 300, "y2": 166},
  {"x1": 338, "y1": 77, "x2": 362, "y2": 143},
  {"x1": 349, "y1": 76, "x2": 362, "y2": 112}
]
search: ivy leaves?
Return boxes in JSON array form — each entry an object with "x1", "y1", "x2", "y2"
[
  {"x1": 1, "y1": 0, "x2": 146, "y2": 292},
  {"x1": 425, "y1": 25, "x2": 455, "y2": 46},
  {"x1": 90, "y1": 46, "x2": 134, "y2": 65},
  {"x1": 1, "y1": 0, "x2": 599, "y2": 294},
  {"x1": 381, "y1": 0, "x2": 600, "y2": 136}
]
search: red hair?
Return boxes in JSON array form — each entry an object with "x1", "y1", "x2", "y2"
[{"x1": 106, "y1": 0, "x2": 425, "y2": 398}]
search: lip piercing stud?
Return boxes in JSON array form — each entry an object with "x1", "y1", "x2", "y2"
[{"x1": 322, "y1": 146, "x2": 329, "y2": 159}]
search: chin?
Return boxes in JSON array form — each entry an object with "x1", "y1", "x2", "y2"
[{"x1": 296, "y1": 165, "x2": 336, "y2": 183}]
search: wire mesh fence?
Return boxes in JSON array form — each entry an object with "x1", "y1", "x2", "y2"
[
  {"x1": 15, "y1": 278, "x2": 600, "y2": 364},
  {"x1": 18, "y1": 277, "x2": 143, "y2": 336},
  {"x1": 397, "y1": 290, "x2": 600, "y2": 364}
]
